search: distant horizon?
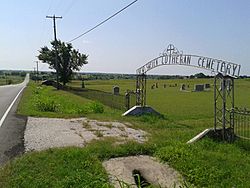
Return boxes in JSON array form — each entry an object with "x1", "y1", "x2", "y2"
[
  {"x1": 1, "y1": 69, "x2": 249, "y2": 77},
  {"x1": 0, "y1": 1, "x2": 250, "y2": 76}
]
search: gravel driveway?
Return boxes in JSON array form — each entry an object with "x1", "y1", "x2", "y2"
[{"x1": 24, "y1": 117, "x2": 147, "y2": 152}]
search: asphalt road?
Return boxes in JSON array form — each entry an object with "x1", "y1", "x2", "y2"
[{"x1": 0, "y1": 74, "x2": 29, "y2": 165}]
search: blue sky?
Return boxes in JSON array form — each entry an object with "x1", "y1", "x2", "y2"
[{"x1": 0, "y1": 0, "x2": 249, "y2": 75}]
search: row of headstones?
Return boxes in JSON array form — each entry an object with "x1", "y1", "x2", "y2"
[
  {"x1": 113, "y1": 83, "x2": 212, "y2": 95},
  {"x1": 151, "y1": 83, "x2": 178, "y2": 89},
  {"x1": 180, "y1": 81, "x2": 232, "y2": 92},
  {"x1": 150, "y1": 83, "x2": 211, "y2": 91},
  {"x1": 191, "y1": 82, "x2": 231, "y2": 92},
  {"x1": 195, "y1": 83, "x2": 211, "y2": 91},
  {"x1": 113, "y1": 83, "x2": 183, "y2": 94}
]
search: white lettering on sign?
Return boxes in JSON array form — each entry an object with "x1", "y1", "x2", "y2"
[
  {"x1": 197, "y1": 57, "x2": 240, "y2": 76},
  {"x1": 137, "y1": 54, "x2": 241, "y2": 77}
]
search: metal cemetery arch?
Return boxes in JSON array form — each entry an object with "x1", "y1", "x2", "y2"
[{"x1": 134, "y1": 44, "x2": 241, "y2": 141}]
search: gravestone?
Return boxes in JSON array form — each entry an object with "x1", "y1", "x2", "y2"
[
  {"x1": 205, "y1": 83, "x2": 210, "y2": 89},
  {"x1": 125, "y1": 92, "x2": 130, "y2": 110},
  {"x1": 113, "y1": 86, "x2": 120, "y2": 95},
  {"x1": 180, "y1": 84, "x2": 186, "y2": 91},
  {"x1": 155, "y1": 83, "x2": 158, "y2": 88},
  {"x1": 81, "y1": 79, "x2": 85, "y2": 88},
  {"x1": 194, "y1": 84, "x2": 204, "y2": 92}
]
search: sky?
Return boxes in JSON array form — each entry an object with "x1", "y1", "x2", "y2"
[{"x1": 0, "y1": 0, "x2": 250, "y2": 76}]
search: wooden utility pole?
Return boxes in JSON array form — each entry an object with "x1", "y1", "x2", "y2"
[
  {"x1": 35, "y1": 61, "x2": 39, "y2": 83},
  {"x1": 46, "y1": 15, "x2": 62, "y2": 90},
  {"x1": 33, "y1": 67, "x2": 36, "y2": 82}
]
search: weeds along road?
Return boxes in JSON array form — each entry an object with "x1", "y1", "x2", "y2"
[{"x1": 0, "y1": 74, "x2": 29, "y2": 165}]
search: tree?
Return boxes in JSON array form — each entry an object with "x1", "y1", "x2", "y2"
[
  {"x1": 38, "y1": 40, "x2": 88, "y2": 85},
  {"x1": 194, "y1": 73, "x2": 207, "y2": 78}
]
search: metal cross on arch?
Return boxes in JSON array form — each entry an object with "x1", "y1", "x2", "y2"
[{"x1": 134, "y1": 44, "x2": 241, "y2": 141}]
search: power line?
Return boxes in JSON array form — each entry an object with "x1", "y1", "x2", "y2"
[
  {"x1": 38, "y1": 0, "x2": 62, "y2": 48},
  {"x1": 46, "y1": 0, "x2": 54, "y2": 15},
  {"x1": 53, "y1": 0, "x2": 64, "y2": 15},
  {"x1": 68, "y1": 0, "x2": 138, "y2": 43},
  {"x1": 38, "y1": 1, "x2": 54, "y2": 46},
  {"x1": 62, "y1": 0, "x2": 78, "y2": 17}
]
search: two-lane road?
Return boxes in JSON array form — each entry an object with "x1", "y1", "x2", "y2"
[{"x1": 0, "y1": 74, "x2": 29, "y2": 165}]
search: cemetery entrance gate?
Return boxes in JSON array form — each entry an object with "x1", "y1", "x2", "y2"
[{"x1": 134, "y1": 44, "x2": 241, "y2": 141}]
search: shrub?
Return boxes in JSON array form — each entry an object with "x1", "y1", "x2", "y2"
[
  {"x1": 76, "y1": 102, "x2": 104, "y2": 115},
  {"x1": 76, "y1": 107, "x2": 89, "y2": 114},
  {"x1": 33, "y1": 86, "x2": 43, "y2": 95},
  {"x1": 7, "y1": 79, "x2": 13, "y2": 84},
  {"x1": 35, "y1": 98, "x2": 60, "y2": 112},
  {"x1": 87, "y1": 102, "x2": 104, "y2": 113}
]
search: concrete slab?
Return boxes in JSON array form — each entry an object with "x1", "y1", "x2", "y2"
[
  {"x1": 187, "y1": 128, "x2": 213, "y2": 144},
  {"x1": 122, "y1": 106, "x2": 160, "y2": 116},
  {"x1": 103, "y1": 155, "x2": 181, "y2": 188}
]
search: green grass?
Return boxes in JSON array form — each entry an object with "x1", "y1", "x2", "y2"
[
  {"x1": 17, "y1": 83, "x2": 108, "y2": 118},
  {"x1": 0, "y1": 79, "x2": 250, "y2": 187},
  {"x1": 0, "y1": 147, "x2": 112, "y2": 188},
  {"x1": 69, "y1": 78, "x2": 250, "y2": 120},
  {"x1": 0, "y1": 137, "x2": 159, "y2": 188},
  {"x1": 155, "y1": 139, "x2": 250, "y2": 187},
  {"x1": 0, "y1": 75, "x2": 24, "y2": 85}
]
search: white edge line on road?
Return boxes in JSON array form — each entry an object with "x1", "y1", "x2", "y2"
[{"x1": 0, "y1": 86, "x2": 26, "y2": 127}]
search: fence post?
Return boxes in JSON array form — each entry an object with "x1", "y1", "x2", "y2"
[{"x1": 125, "y1": 92, "x2": 130, "y2": 110}]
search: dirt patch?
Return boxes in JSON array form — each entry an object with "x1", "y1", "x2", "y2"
[
  {"x1": 103, "y1": 155, "x2": 181, "y2": 188},
  {"x1": 24, "y1": 117, "x2": 147, "y2": 152}
]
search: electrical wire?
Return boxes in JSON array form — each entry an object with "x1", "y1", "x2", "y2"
[
  {"x1": 68, "y1": 0, "x2": 138, "y2": 43},
  {"x1": 62, "y1": 0, "x2": 77, "y2": 17},
  {"x1": 53, "y1": 0, "x2": 64, "y2": 15},
  {"x1": 39, "y1": 0, "x2": 62, "y2": 45}
]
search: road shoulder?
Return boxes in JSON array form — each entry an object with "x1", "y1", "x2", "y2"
[{"x1": 0, "y1": 93, "x2": 27, "y2": 166}]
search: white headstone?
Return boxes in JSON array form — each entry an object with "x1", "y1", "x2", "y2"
[{"x1": 113, "y1": 86, "x2": 120, "y2": 95}]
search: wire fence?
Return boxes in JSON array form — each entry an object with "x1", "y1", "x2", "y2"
[
  {"x1": 234, "y1": 109, "x2": 250, "y2": 141},
  {"x1": 125, "y1": 91, "x2": 137, "y2": 110},
  {"x1": 61, "y1": 85, "x2": 127, "y2": 111}
]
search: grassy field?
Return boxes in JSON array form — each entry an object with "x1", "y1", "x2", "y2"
[
  {"x1": 0, "y1": 79, "x2": 249, "y2": 187},
  {"x1": 0, "y1": 75, "x2": 24, "y2": 85},
  {"x1": 69, "y1": 78, "x2": 250, "y2": 119}
]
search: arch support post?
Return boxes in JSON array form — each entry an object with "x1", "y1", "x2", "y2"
[
  {"x1": 214, "y1": 73, "x2": 235, "y2": 141},
  {"x1": 123, "y1": 74, "x2": 160, "y2": 116},
  {"x1": 136, "y1": 74, "x2": 147, "y2": 106}
]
